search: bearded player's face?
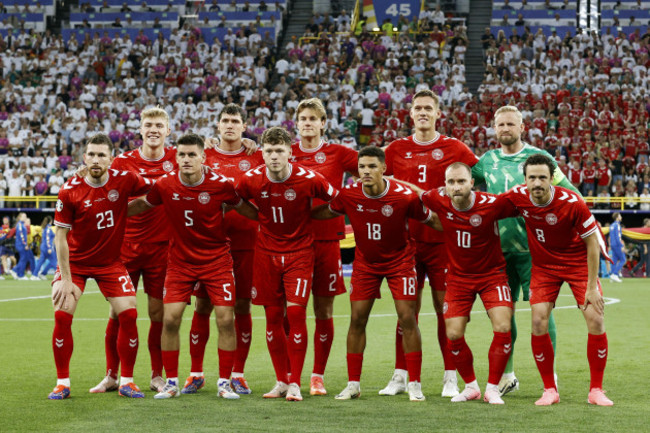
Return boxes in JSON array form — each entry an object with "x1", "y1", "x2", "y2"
[{"x1": 83, "y1": 143, "x2": 112, "y2": 179}]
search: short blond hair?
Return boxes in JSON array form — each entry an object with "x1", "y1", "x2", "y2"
[
  {"x1": 494, "y1": 105, "x2": 523, "y2": 125},
  {"x1": 296, "y1": 98, "x2": 327, "y2": 121},
  {"x1": 141, "y1": 106, "x2": 170, "y2": 126}
]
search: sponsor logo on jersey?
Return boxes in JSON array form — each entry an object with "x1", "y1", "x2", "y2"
[
  {"x1": 381, "y1": 204, "x2": 393, "y2": 217},
  {"x1": 470, "y1": 214, "x2": 482, "y2": 227},
  {"x1": 315, "y1": 152, "x2": 326, "y2": 163},
  {"x1": 284, "y1": 189, "x2": 296, "y2": 201},
  {"x1": 172, "y1": 193, "x2": 180, "y2": 200},
  {"x1": 212, "y1": 162, "x2": 220, "y2": 170},
  {"x1": 432, "y1": 149, "x2": 444, "y2": 160},
  {"x1": 405, "y1": 152, "x2": 413, "y2": 159},
  {"x1": 261, "y1": 191, "x2": 269, "y2": 198},
  {"x1": 84, "y1": 200, "x2": 92, "y2": 208},
  {"x1": 198, "y1": 192, "x2": 210, "y2": 204},
  {"x1": 239, "y1": 159, "x2": 251, "y2": 171},
  {"x1": 139, "y1": 168, "x2": 147, "y2": 174},
  {"x1": 108, "y1": 190, "x2": 119, "y2": 202},
  {"x1": 357, "y1": 204, "x2": 364, "y2": 212},
  {"x1": 447, "y1": 212, "x2": 454, "y2": 220},
  {"x1": 56, "y1": 199, "x2": 64, "y2": 212},
  {"x1": 162, "y1": 161, "x2": 174, "y2": 172},
  {"x1": 545, "y1": 213, "x2": 558, "y2": 225}
]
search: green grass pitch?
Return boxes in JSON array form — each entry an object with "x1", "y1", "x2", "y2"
[{"x1": 0, "y1": 277, "x2": 648, "y2": 432}]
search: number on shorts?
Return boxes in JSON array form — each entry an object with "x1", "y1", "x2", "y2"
[
  {"x1": 402, "y1": 277, "x2": 416, "y2": 296},
  {"x1": 119, "y1": 275, "x2": 134, "y2": 293},
  {"x1": 271, "y1": 206, "x2": 284, "y2": 223},
  {"x1": 295, "y1": 278, "x2": 308, "y2": 298},
  {"x1": 496, "y1": 285, "x2": 511, "y2": 302},
  {"x1": 184, "y1": 210, "x2": 193, "y2": 226},
  {"x1": 96, "y1": 210, "x2": 114, "y2": 230},
  {"x1": 367, "y1": 223, "x2": 381, "y2": 240},
  {"x1": 535, "y1": 228, "x2": 545, "y2": 243},
  {"x1": 329, "y1": 273, "x2": 337, "y2": 292},
  {"x1": 223, "y1": 283, "x2": 232, "y2": 301},
  {"x1": 456, "y1": 230, "x2": 471, "y2": 248}
]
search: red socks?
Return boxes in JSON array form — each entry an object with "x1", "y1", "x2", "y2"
[
  {"x1": 233, "y1": 313, "x2": 252, "y2": 374},
  {"x1": 531, "y1": 333, "x2": 556, "y2": 389},
  {"x1": 161, "y1": 350, "x2": 180, "y2": 379},
  {"x1": 347, "y1": 353, "x2": 363, "y2": 382},
  {"x1": 104, "y1": 317, "x2": 120, "y2": 379},
  {"x1": 116, "y1": 308, "x2": 139, "y2": 378},
  {"x1": 148, "y1": 320, "x2": 163, "y2": 378},
  {"x1": 438, "y1": 314, "x2": 454, "y2": 370},
  {"x1": 189, "y1": 311, "x2": 211, "y2": 373},
  {"x1": 264, "y1": 305, "x2": 289, "y2": 383},
  {"x1": 488, "y1": 331, "x2": 512, "y2": 385},
  {"x1": 405, "y1": 351, "x2": 423, "y2": 382},
  {"x1": 286, "y1": 305, "x2": 308, "y2": 386},
  {"x1": 53, "y1": 310, "x2": 74, "y2": 379},
  {"x1": 218, "y1": 348, "x2": 235, "y2": 380},
  {"x1": 449, "y1": 337, "x2": 475, "y2": 384},
  {"x1": 313, "y1": 318, "x2": 334, "y2": 375},
  {"x1": 587, "y1": 332, "x2": 608, "y2": 389}
]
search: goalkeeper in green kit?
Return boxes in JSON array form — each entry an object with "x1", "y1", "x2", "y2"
[{"x1": 471, "y1": 106, "x2": 581, "y2": 396}]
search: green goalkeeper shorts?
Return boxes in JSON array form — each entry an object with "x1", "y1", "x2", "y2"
[{"x1": 503, "y1": 251, "x2": 531, "y2": 302}]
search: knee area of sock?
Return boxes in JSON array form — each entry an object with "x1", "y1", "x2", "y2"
[
  {"x1": 54, "y1": 310, "x2": 73, "y2": 325},
  {"x1": 118, "y1": 308, "x2": 138, "y2": 323},
  {"x1": 286, "y1": 305, "x2": 306, "y2": 323}
]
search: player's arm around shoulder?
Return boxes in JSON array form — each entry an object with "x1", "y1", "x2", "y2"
[{"x1": 419, "y1": 188, "x2": 443, "y2": 231}]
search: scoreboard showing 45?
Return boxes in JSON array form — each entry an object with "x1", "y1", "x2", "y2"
[{"x1": 373, "y1": 0, "x2": 422, "y2": 25}]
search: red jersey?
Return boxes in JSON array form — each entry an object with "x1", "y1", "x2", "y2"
[
  {"x1": 503, "y1": 185, "x2": 601, "y2": 272},
  {"x1": 422, "y1": 189, "x2": 517, "y2": 278},
  {"x1": 54, "y1": 170, "x2": 151, "y2": 267},
  {"x1": 205, "y1": 146, "x2": 264, "y2": 251},
  {"x1": 329, "y1": 179, "x2": 431, "y2": 269},
  {"x1": 291, "y1": 141, "x2": 358, "y2": 241},
  {"x1": 111, "y1": 147, "x2": 177, "y2": 243},
  {"x1": 596, "y1": 166, "x2": 611, "y2": 186},
  {"x1": 236, "y1": 163, "x2": 337, "y2": 253},
  {"x1": 384, "y1": 134, "x2": 478, "y2": 243},
  {"x1": 582, "y1": 166, "x2": 596, "y2": 184},
  {"x1": 144, "y1": 170, "x2": 242, "y2": 267}
]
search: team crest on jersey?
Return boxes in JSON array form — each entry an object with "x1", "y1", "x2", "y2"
[
  {"x1": 162, "y1": 161, "x2": 174, "y2": 172},
  {"x1": 432, "y1": 149, "x2": 444, "y2": 160},
  {"x1": 381, "y1": 204, "x2": 393, "y2": 217},
  {"x1": 470, "y1": 214, "x2": 482, "y2": 227},
  {"x1": 545, "y1": 213, "x2": 558, "y2": 225},
  {"x1": 56, "y1": 199, "x2": 64, "y2": 212},
  {"x1": 239, "y1": 160, "x2": 251, "y2": 171},
  {"x1": 251, "y1": 286, "x2": 257, "y2": 299},
  {"x1": 198, "y1": 192, "x2": 210, "y2": 204},
  {"x1": 284, "y1": 189, "x2": 296, "y2": 201},
  {"x1": 108, "y1": 190, "x2": 119, "y2": 202},
  {"x1": 315, "y1": 152, "x2": 327, "y2": 163}
]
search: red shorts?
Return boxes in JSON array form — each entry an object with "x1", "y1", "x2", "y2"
[
  {"x1": 415, "y1": 241, "x2": 448, "y2": 292},
  {"x1": 164, "y1": 259, "x2": 235, "y2": 307},
  {"x1": 530, "y1": 266, "x2": 602, "y2": 306},
  {"x1": 444, "y1": 273, "x2": 514, "y2": 319},
  {"x1": 232, "y1": 249, "x2": 255, "y2": 300},
  {"x1": 350, "y1": 258, "x2": 418, "y2": 302},
  {"x1": 312, "y1": 240, "x2": 346, "y2": 297},
  {"x1": 252, "y1": 248, "x2": 314, "y2": 307},
  {"x1": 120, "y1": 240, "x2": 168, "y2": 300},
  {"x1": 53, "y1": 262, "x2": 135, "y2": 298}
]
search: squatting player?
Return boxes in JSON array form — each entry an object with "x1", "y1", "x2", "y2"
[
  {"x1": 128, "y1": 133, "x2": 257, "y2": 400},
  {"x1": 291, "y1": 98, "x2": 358, "y2": 396},
  {"x1": 383, "y1": 89, "x2": 478, "y2": 397},
  {"x1": 49, "y1": 133, "x2": 151, "y2": 399},
  {"x1": 422, "y1": 163, "x2": 515, "y2": 405},
  {"x1": 313, "y1": 146, "x2": 435, "y2": 402},
  {"x1": 236, "y1": 126, "x2": 337, "y2": 401},
  {"x1": 503, "y1": 154, "x2": 613, "y2": 406},
  {"x1": 91, "y1": 107, "x2": 177, "y2": 394},
  {"x1": 182, "y1": 104, "x2": 264, "y2": 395},
  {"x1": 471, "y1": 105, "x2": 581, "y2": 395}
]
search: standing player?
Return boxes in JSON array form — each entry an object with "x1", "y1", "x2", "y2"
[
  {"x1": 90, "y1": 107, "x2": 176, "y2": 394},
  {"x1": 421, "y1": 163, "x2": 515, "y2": 404},
  {"x1": 128, "y1": 133, "x2": 257, "y2": 400},
  {"x1": 382, "y1": 89, "x2": 478, "y2": 397},
  {"x1": 291, "y1": 98, "x2": 358, "y2": 396},
  {"x1": 608, "y1": 212, "x2": 625, "y2": 283},
  {"x1": 49, "y1": 133, "x2": 151, "y2": 400},
  {"x1": 312, "y1": 146, "x2": 433, "y2": 402},
  {"x1": 503, "y1": 154, "x2": 613, "y2": 406},
  {"x1": 35, "y1": 216, "x2": 57, "y2": 279},
  {"x1": 182, "y1": 104, "x2": 264, "y2": 395},
  {"x1": 9, "y1": 212, "x2": 33, "y2": 280},
  {"x1": 236, "y1": 126, "x2": 338, "y2": 402},
  {"x1": 471, "y1": 105, "x2": 581, "y2": 395}
]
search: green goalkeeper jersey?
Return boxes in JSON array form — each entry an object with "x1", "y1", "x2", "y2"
[{"x1": 471, "y1": 143, "x2": 580, "y2": 253}]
